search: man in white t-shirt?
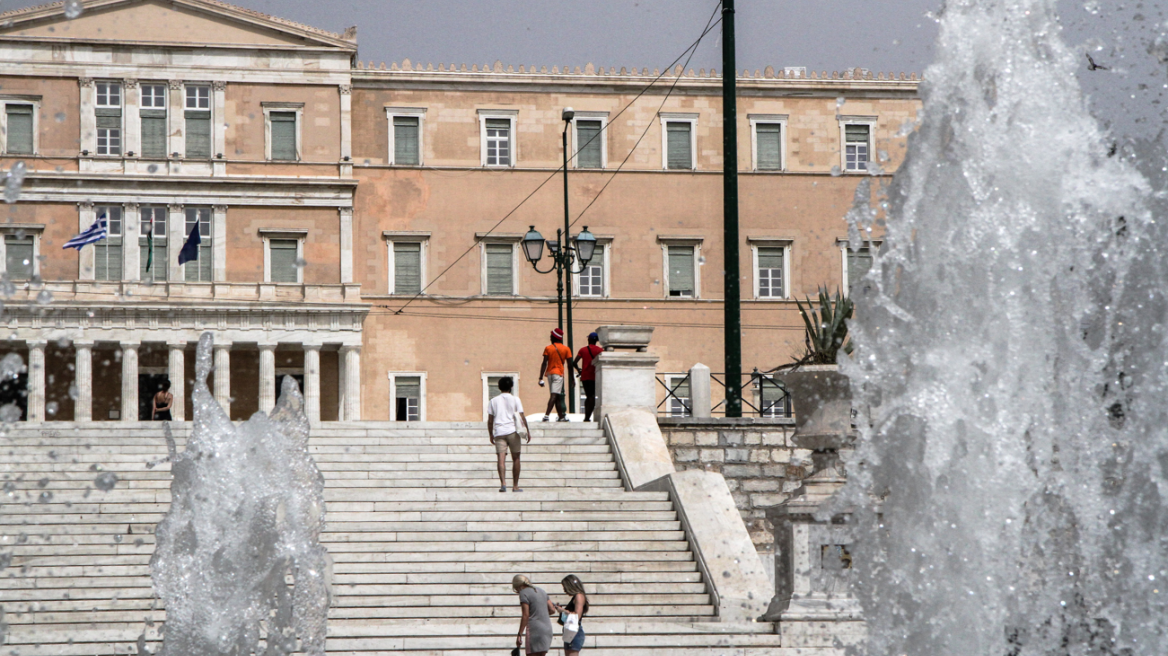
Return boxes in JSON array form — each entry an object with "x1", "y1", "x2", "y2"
[{"x1": 487, "y1": 376, "x2": 530, "y2": 492}]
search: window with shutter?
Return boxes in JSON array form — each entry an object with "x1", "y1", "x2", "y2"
[
  {"x1": 94, "y1": 206, "x2": 123, "y2": 282},
  {"x1": 847, "y1": 247, "x2": 873, "y2": 296},
  {"x1": 845, "y1": 124, "x2": 870, "y2": 171},
  {"x1": 755, "y1": 123, "x2": 782, "y2": 170},
  {"x1": 485, "y1": 243, "x2": 514, "y2": 295},
  {"x1": 393, "y1": 242, "x2": 422, "y2": 295},
  {"x1": 757, "y1": 246, "x2": 784, "y2": 298},
  {"x1": 668, "y1": 377, "x2": 691, "y2": 417},
  {"x1": 759, "y1": 377, "x2": 789, "y2": 418},
  {"x1": 393, "y1": 116, "x2": 420, "y2": 166},
  {"x1": 4, "y1": 235, "x2": 34, "y2": 280},
  {"x1": 269, "y1": 239, "x2": 299, "y2": 283},
  {"x1": 270, "y1": 112, "x2": 298, "y2": 161},
  {"x1": 578, "y1": 246, "x2": 604, "y2": 297},
  {"x1": 666, "y1": 121, "x2": 693, "y2": 169},
  {"x1": 185, "y1": 111, "x2": 211, "y2": 159},
  {"x1": 5, "y1": 105, "x2": 34, "y2": 155},
  {"x1": 485, "y1": 118, "x2": 511, "y2": 166},
  {"x1": 95, "y1": 82, "x2": 122, "y2": 156},
  {"x1": 394, "y1": 376, "x2": 422, "y2": 421},
  {"x1": 139, "y1": 207, "x2": 167, "y2": 282},
  {"x1": 575, "y1": 120, "x2": 603, "y2": 168},
  {"x1": 184, "y1": 207, "x2": 213, "y2": 282},
  {"x1": 668, "y1": 246, "x2": 695, "y2": 297},
  {"x1": 140, "y1": 84, "x2": 167, "y2": 158}
]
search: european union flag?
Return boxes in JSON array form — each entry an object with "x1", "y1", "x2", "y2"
[{"x1": 178, "y1": 223, "x2": 201, "y2": 265}]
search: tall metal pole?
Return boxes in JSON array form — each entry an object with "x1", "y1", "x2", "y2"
[
  {"x1": 555, "y1": 228, "x2": 564, "y2": 332},
  {"x1": 722, "y1": 0, "x2": 743, "y2": 417},
  {"x1": 563, "y1": 125, "x2": 576, "y2": 414}
]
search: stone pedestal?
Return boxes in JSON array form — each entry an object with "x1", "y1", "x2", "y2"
[
  {"x1": 594, "y1": 325, "x2": 658, "y2": 422},
  {"x1": 688, "y1": 363, "x2": 712, "y2": 419}
]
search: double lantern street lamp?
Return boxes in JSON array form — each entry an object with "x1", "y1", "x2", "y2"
[{"x1": 521, "y1": 107, "x2": 597, "y2": 414}]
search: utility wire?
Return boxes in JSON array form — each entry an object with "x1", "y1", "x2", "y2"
[{"x1": 386, "y1": 0, "x2": 724, "y2": 317}]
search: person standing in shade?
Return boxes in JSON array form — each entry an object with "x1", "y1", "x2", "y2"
[
  {"x1": 488, "y1": 376, "x2": 530, "y2": 492},
  {"x1": 572, "y1": 332, "x2": 602, "y2": 422},
  {"x1": 552, "y1": 574, "x2": 589, "y2": 656},
  {"x1": 512, "y1": 574, "x2": 554, "y2": 656},
  {"x1": 538, "y1": 328, "x2": 573, "y2": 422},
  {"x1": 152, "y1": 380, "x2": 174, "y2": 421}
]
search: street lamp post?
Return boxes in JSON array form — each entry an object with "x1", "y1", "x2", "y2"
[
  {"x1": 561, "y1": 108, "x2": 576, "y2": 412},
  {"x1": 522, "y1": 219, "x2": 597, "y2": 415}
]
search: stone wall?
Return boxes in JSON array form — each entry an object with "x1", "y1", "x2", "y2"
[{"x1": 658, "y1": 417, "x2": 810, "y2": 553}]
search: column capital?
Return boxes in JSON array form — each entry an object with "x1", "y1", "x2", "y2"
[
  {"x1": 339, "y1": 344, "x2": 361, "y2": 353},
  {"x1": 73, "y1": 340, "x2": 95, "y2": 349},
  {"x1": 213, "y1": 342, "x2": 232, "y2": 351},
  {"x1": 339, "y1": 84, "x2": 352, "y2": 95},
  {"x1": 27, "y1": 339, "x2": 47, "y2": 349},
  {"x1": 167, "y1": 341, "x2": 187, "y2": 349},
  {"x1": 124, "y1": 79, "x2": 139, "y2": 89},
  {"x1": 258, "y1": 342, "x2": 277, "y2": 351},
  {"x1": 213, "y1": 205, "x2": 228, "y2": 213},
  {"x1": 168, "y1": 79, "x2": 185, "y2": 90},
  {"x1": 302, "y1": 343, "x2": 323, "y2": 351},
  {"x1": 212, "y1": 80, "x2": 227, "y2": 91},
  {"x1": 168, "y1": 203, "x2": 184, "y2": 212},
  {"x1": 120, "y1": 341, "x2": 141, "y2": 349},
  {"x1": 79, "y1": 77, "x2": 95, "y2": 88},
  {"x1": 79, "y1": 201, "x2": 95, "y2": 210}
]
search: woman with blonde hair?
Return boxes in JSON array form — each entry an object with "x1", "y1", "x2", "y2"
[
  {"x1": 552, "y1": 574, "x2": 589, "y2": 655},
  {"x1": 511, "y1": 574, "x2": 553, "y2": 655}
]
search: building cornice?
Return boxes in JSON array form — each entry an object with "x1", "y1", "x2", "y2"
[{"x1": 18, "y1": 171, "x2": 357, "y2": 207}]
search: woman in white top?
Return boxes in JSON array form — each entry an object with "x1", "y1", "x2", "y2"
[{"x1": 487, "y1": 376, "x2": 530, "y2": 492}]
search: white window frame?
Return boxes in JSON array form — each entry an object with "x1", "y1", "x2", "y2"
[
  {"x1": 839, "y1": 115, "x2": 876, "y2": 173},
  {"x1": 0, "y1": 224, "x2": 43, "y2": 279},
  {"x1": 184, "y1": 84, "x2": 211, "y2": 111},
  {"x1": 385, "y1": 107, "x2": 426, "y2": 166},
  {"x1": 570, "y1": 112, "x2": 609, "y2": 169},
  {"x1": 138, "y1": 205, "x2": 168, "y2": 282},
  {"x1": 481, "y1": 371, "x2": 521, "y2": 421},
  {"x1": 750, "y1": 239, "x2": 792, "y2": 300},
  {"x1": 748, "y1": 114, "x2": 788, "y2": 172},
  {"x1": 260, "y1": 229, "x2": 307, "y2": 284},
  {"x1": 659, "y1": 112, "x2": 698, "y2": 171},
  {"x1": 384, "y1": 231, "x2": 430, "y2": 296},
  {"x1": 388, "y1": 371, "x2": 427, "y2": 422},
  {"x1": 478, "y1": 236, "x2": 520, "y2": 296},
  {"x1": 658, "y1": 237, "x2": 703, "y2": 299},
  {"x1": 665, "y1": 374, "x2": 692, "y2": 418},
  {"x1": 478, "y1": 109, "x2": 518, "y2": 167},
  {"x1": 571, "y1": 240, "x2": 611, "y2": 298},
  {"x1": 0, "y1": 97, "x2": 40, "y2": 156},
  {"x1": 839, "y1": 239, "x2": 882, "y2": 297},
  {"x1": 95, "y1": 80, "x2": 123, "y2": 157},
  {"x1": 263, "y1": 103, "x2": 304, "y2": 162},
  {"x1": 140, "y1": 83, "x2": 167, "y2": 110}
]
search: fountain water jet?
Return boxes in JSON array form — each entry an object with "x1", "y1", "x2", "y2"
[
  {"x1": 150, "y1": 332, "x2": 329, "y2": 655},
  {"x1": 839, "y1": 1, "x2": 1167, "y2": 654}
]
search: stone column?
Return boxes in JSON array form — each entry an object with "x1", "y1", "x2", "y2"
[
  {"x1": 78, "y1": 77, "x2": 96, "y2": 155},
  {"x1": 258, "y1": 343, "x2": 277, "y2": 414},
  {"x1": 123, "y1": 202, "x2": 140, "y2": 281},
  {"x1": 593, "y1": 326, "x2": 659, "y2": 423},
  {"x1": 211, "y1": 80, "x2": 227, "y2": 175},
  {"x1": 168, "y1": 342, "x2": 185, "y2": 421},
  {"x1": 339, "y1": 84, "x2": 353, "y2": 174},
  {"x1": 168, "y1": 80, "x2": 185, "y2": 158},
  {"x1": 124, "y1": 79, "x2": 141, "y2": 158},
  {"x1": 74, "y1": 341, "x2": 93, "y2": 422},
  {"x1": 120, "y1": 342, "x2": 139, "y2": 422},
  {"x1": 212, "y1": 205, "x2": 227, "y2": 282},
  {"x1": 26, "y1": 341, "x2": 46, "y2": 423},
  {"x1": 168, "y1": 204, "x2": 185, "y2": 282},
  {"x1": 78, "y1": 202, "x2": 96, "y2": 281},
  {"x1": 688, "y1": 362, "x2": 712, "y2": 419},
  {"x1": 340, "y1": 345, "x2": 361, "y2": 421},
  {"x1": 213, "y1": 343, "x2": 231, "y2": 418},
  {"x1": 339, "y1": 207, "x2": 354, "y2": 284},
  {"x1": 303, "y1": 344, "x2": 322, "y2": 426},
  {"x1": 336, "y1": 348, "x2": 347, "y2": 421}
]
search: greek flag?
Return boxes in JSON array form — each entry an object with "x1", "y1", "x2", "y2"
[{"x1": 62, "y1": 215, "x2": 108, "y2": 250}]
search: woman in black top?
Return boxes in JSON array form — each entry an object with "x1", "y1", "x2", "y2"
[
  {"x1": 552, "y1": 574, "x2": 589, "y2": 655},
  {"x1": 152, "y1": 380, "x2": 174, "y2": 421}
]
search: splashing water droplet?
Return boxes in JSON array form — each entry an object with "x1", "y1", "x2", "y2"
[
  {"x1": 45, "y1": 401, "x2": 58, "y2": 416},
  {"x1": 836, "y1": 97, "x2": 846, "y2": 108},
  {"x1": 0, "y1": 353, "x2": 25, "y2": 381},
  {"x1": 294, "y1": 257, "x2": 308, "y2": 269},
  {"x1": 4, "y1": 161, "x2": 27, "y2": 204},
  {"x1": 831, "y1": 165, "x2": 842, "y2": 177},
  {"x1": 147, "y1": 164, "x2": 159, "y2": 173},
  {"x1": 0, "y1": 403, "x2": 22, "y2": 424},
  {"x1": 36, "y1": 289, "x2": 53, "y2": 305},
  {"x1": 94, "y1": 472, "x2": 119, "y2": 492},
  {"x1": 64, "y1": 0, "x2": 84, "y2": 19},
  {"x1": 1082, "y1": 0, "x2": 1100, "y2": 14},
  {"x1": 38, "y1": 491, "x2": 53, "y2": 503}
]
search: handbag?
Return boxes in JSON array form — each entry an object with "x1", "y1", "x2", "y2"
[{"x1": 562, "y1": 612, "x2": 580, "y2": 642}]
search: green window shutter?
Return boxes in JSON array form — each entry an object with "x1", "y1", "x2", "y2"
[
  {"x1": 756, "y1": 123, "x2": 781, "y2": 170},
  {"x1": 270, "y1": 112, "x2": 297, "y2": 161},
  {"x1": 396, "y1": 376, "x2": 421, "y2": 400},
  {"x1": 95, "y1": 107, "x2": 121, "y2": 128},
  {"x1": 758, "y1": 247, "x2": 783, "y2": 270},
  {"x1": 845, "y1": 124, "x2": 869, "y2": 142},
  {"x1": 668, "y1": 246, "x2": 695, "y2": 296},
  {"x1": 269, "y1": 239, "x2": 298, "y2": 283},
  {"x1": 485, "y1": 243, "x2": 513, "y2": 295},
  {"x1": 100, "y1": 238, "x2": 123, "y2": 281},
  {"x1": 576, "y1": 120, "x2": 603, "y2": 168},
  {"x1": 5, "y1": 105, "x2": 34, "y2": 155},
  {"x1": 140, "y1": 110, "x2": 167, "y2": 158},
  {"x1": 393, "y1": 116, "x2": 420, "y2": 165},
  {"x1": 666, "y1": 122, "x2": 692, "y2": 169},
  {"x1": 848, "y1": 248, "x2": 873, "y2": 295},
  {"x1": 5, "y1": 236, "x2": 34, "y2": 280},
  {"x1": 185, "y1": 110, "x2": 211, "y2": 159},
  {"x1": 393, "y1": 242, "x2": 422, "y2": 294}
]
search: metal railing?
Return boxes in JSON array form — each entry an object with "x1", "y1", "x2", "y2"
[{"x1": 655, "y1": 368, "x2": 793, "y2": 419}]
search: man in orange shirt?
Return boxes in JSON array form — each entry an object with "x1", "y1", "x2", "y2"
[{"x1": 538, "y1": 327, "x2": 574, "y2": 422}]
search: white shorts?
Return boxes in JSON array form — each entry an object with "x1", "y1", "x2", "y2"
[{"x1": 548, "y1": 374, "x2": 564, "y2": 394}]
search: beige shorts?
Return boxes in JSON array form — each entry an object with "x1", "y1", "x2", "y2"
[
  {"x1": 493, "y1": 432, "x2": 522, "y2": 457},
  {"x1": 548, "y1": 374, "x2": 564, "y2": 394}
]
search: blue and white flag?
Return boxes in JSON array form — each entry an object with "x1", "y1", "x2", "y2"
[{"x1": 63, "y1": 215, "x2": 108, "y2": 250}]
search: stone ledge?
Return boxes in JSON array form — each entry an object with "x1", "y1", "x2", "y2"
[{"x1": 658, "y1": 417, "x2": 795, "y2": 428}]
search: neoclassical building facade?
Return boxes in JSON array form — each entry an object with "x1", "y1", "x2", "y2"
[{"x1": 0, "y1": 0, "x2": 919, "y2": 423}]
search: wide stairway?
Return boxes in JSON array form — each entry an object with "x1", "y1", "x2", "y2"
[{"x1": 0, "y1": 422, "x2": 788, "y2": 655}]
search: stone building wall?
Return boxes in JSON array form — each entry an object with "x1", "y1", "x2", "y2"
[{"x1": 658, "y1": 417, "x2": 809, "y2": 552}]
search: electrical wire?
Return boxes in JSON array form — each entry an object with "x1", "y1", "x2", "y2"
[{"x1": 386, "y1": 0, "x2": 724, "y2": 317}]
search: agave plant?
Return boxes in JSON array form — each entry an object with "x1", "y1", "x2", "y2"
[{"x1": 793, "y1": 286, "x2": 854, "y2": 365}]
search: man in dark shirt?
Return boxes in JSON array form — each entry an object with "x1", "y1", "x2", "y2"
[{"x1": 572, "y1": 332, "x2": 602, "y2": 422}]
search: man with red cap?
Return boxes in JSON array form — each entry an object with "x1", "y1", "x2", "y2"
[{"x1": 538, "y1": 327, "x2": 574, "y2": 422}]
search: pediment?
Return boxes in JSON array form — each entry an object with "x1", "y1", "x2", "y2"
[{"x1": 0, "y1": 0, "x2": 355, "y2": 50}]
